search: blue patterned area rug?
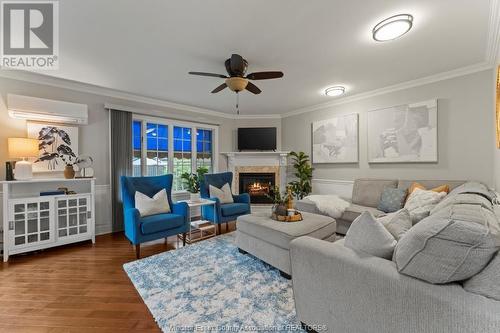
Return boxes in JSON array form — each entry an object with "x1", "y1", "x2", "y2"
[{"x1": 123, "y1": 233, "x2": 303, "y2": 332}]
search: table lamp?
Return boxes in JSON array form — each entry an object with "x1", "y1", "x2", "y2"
[{"x1": 8, "y1": 138, "x2": 39, "y2": 180}]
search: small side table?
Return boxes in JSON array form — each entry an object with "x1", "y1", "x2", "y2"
[{"x1": 177, "y1": 199, "x2": 216, "y2": 244}]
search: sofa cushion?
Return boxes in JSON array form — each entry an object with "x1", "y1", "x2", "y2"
[
  {"x1": 397, "y1": 180, "x2": 465, "y2": 192},
  {"x1": 463, "y1": 253, "x2": 500, "y2": 301},
  {"x1": 407, "y1": 182, "x2": 450, "y2": 196},
  {"x1": 140, "y1": 213, "x2": 184, "y2": 235},
  {"x1": 345, "y1": 211, "x2": 397, "y2": 259},
  {"x1": 378, "y1": 188, "x2": 407, "y2": 213},
  {"x1": 378, "y1": 208, "x2": 412, "y2": 240},
  {"x1": 236, "y1": 212, "x2": 336, "y2": 250},
  {"x1": 394, "y1": 214, "x2": 499, "y2": 284},
  {"x1": 351, "y1": 179, "x2": 398, "y2": 208},
  {"x1": 341, "y1": 204, "x2": 386, "y2": 223},
  {"x1": 448, "y1": 181, "x2": 494, "y2": 201},
  {"x1": 404, "y1": 188, "x2": 447, "y2": 224},
  {"x1": 431, "y1": 203, "x2": 500, "y2": 246},
  {"x1": 294, "y1": 198, "x2": 322, "y2": 215},
  {"x1": 221, "y1": 203, "x2": 249, "y2": 217},
  {"x1": 431, "y1": 193, "x2": 493, "y2": 215}
]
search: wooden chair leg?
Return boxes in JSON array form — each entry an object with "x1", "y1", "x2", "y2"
[
  {"x1": 135, "y1": 244, "x2": 141, "y2": 259},
  {"x1": 226, "y1": 222, "x2": 229, "y2": 232},
  {"x1": 217, "y1": 224, "x2": 221, "y2": 235},
  {"x1": 182, "y1": 232, "x2": 186, "y2": 246}
]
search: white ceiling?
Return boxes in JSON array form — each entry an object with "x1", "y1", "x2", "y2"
[{"x1": 23, "y1": 0, "x2": 497, "y2": 114}]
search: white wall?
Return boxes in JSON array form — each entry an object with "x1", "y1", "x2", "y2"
[{"x1": 282, "y1": 70, "x2": 496, "y2": 186}]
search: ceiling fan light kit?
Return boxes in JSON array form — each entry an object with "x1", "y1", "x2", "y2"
[
  {"x1": 372, "y1": 14, "x2": 413, "y2": 41},
  {"x1": 189, "y1": 54, "x2": 283, "y2": 95},
  {"x1": 226, "y1": 77, "x2": 248, "y2": 92}
]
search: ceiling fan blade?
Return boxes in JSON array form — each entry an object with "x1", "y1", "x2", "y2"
[
  {"x1": 245, "y1": 82, "x2": 262, "y2": 94},
  {"x1": 189, "y1": 71, "x2": 227, "y2": 78},
  {"x1": 211, "y1": 83, "x2": 227, "y2": 93},
  {"x1": 246, "y1": 71, "x2": 284, "y2": 80},
  {"x1": 230, "y1": 54, "x2": 245, "y2": 75}
]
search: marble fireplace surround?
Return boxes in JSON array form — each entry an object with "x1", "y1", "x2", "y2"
[{"x1": 221, "y1": 152, "x2": 289, "y2": 195}]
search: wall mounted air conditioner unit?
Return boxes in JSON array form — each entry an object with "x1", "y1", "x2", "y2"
[{"x1": 7, "y1": 94, "x2": 89, "y2": 125}]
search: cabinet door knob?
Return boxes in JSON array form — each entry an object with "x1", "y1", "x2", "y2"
[
  {"x1": 87, "y1": 211, "x2": 92, "y2": 219},
  {"x1": 9, "y1": 221, "x2": 14, "y2": 230}
]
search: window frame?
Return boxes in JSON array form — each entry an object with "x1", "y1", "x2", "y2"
[{"x1": 132, "y1": 115, "x2": 219, "y2": 192}]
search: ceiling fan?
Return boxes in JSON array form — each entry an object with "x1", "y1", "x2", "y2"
[{"x1": 188, "y1": 54, "x2": 284, "y2": 95}]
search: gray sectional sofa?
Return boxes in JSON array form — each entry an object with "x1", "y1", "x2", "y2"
[
  {"x1": 290, "y1": 237, "x2": 500, "y2": 333},
  {"x1": 290, "y1": 180, "x2": 500, "y2": 333},
  {"x1": 295, "y1": 178, "x2": 465, "y2": 234}
]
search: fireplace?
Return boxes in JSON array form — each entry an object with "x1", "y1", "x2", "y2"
[{"x1": 239, "y1": 172, "x2": 275, "y2": 204}]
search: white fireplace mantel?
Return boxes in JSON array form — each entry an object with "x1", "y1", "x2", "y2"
[{"x1": 221, "y1": 151, "x2": 290, "y2": 193}]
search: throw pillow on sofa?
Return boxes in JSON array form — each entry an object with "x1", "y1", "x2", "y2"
[
  {"x1": 135, "y1": 189, "x2": 171, "y2": 217},
  {"x1": 393, "y1": 214, "x2": 499, "y2": 284},
  {"x1": 378, "y1": 208, "x2": 412, "y2": 240},
  {"x1": 209, "y1": 183, "x2": 234, "y2": 204},
  {"x1": 407, "y1": 182, "x2": 450, "y2": 198},
  {"x1": 344, "y1": 211, "x2": 397, "y2": 259},
  {"x1": 404, "y1": 188, "x2": 447, "y2": 224},
  {"x1": 378, "y1": 188, "x2": 407, "y2": 213},
  {"x1": 447, "y1": 181, "x2": 494, "y2": 201},
  {"x1": 431, "y1": 192, "x2": 493, "y2": 216},
  {"x1": 463, "y1": 253, "x2": 500, "y2": 301}
]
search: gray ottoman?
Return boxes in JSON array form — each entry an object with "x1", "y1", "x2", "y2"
[{"x1": 236, "y1": 212, "x2": 336, "y2": 278}]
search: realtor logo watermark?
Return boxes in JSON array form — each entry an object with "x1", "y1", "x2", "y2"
[{"x1": 1, "y1": 1, "x2": 59, "y2": 69}]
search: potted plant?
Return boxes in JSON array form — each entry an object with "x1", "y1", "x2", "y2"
[
  {"x1": 288, "y1": 151, "x2": 314, "y2": 200},
  {"x1": 266, "y1": 185, "x2": 291, "y2": 217},
  {"x1": 60, "y1": 154, "x2": 77, "y2": 179},
  {"x1": 181, "y1": 166, "x2": 209, "y2": 202}
]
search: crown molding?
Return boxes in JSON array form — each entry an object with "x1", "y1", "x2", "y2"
[
  {"x1": 282, "y1": 61, "x2": 493, "y2": 118},
  {"x1": 0, "y1": 70, "x2": 246, "y2": 119},
  {"x1": 0, "y1": 70, "x2": 283, "y2": 120},
  {"x1": 233, "y1": 114, "x2": 282, "y2": 119}
]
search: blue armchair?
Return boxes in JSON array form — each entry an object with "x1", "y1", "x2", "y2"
[
  {"x1": 200, "y1": 172, "x2": 251, "y2": 234},
  {"x1": 121, "y1": 175, "x2": 189, "y2": 258}
]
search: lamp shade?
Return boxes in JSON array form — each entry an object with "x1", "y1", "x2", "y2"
[{"x1": 8, "y1": 138, "x2": 39, "y2": 159}]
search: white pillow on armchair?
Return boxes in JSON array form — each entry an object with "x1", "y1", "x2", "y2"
[{"x1": 209, "y1": 183, "x2": 234, "y2": 204}]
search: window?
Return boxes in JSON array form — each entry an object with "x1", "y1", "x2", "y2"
[
  {"x1": 196, "y1": 128, "x2": 213, "y2": 172},
  {"x1": 132, "y1": 117, "x2": 217, "y2": 191},
  {"x1": 132, "y1": 120, "x2": 142, "y2": 176},
  {"x1": 146, "y1": 123, "x2": 168, "y2": 176},
  {"x1": 173, "y1": 126, "x2": 192, "y2": 190}
]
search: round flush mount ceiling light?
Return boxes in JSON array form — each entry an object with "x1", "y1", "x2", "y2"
[
  {"x1": 372, "y1": 14, "x2": 413, "y2": 42},
  {"x1": 325, "y1": 86, "x2": 346, "y2": 97}
]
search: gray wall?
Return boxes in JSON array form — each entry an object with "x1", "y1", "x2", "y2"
[
  {"x1": 282, "y1": 70, "x2": 496, "y2": 186},
  {"x1": 0, "y1": 76, "x2": 234, "y2": 185}
]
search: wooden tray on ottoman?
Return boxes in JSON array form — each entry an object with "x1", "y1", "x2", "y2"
[{"x1": 271, "y1": 211, "x2": 303, "y2": 222}]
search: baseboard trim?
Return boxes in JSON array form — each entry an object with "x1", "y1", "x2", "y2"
[{"x1": 96, "y1": 223, "x2": 113, "y2": 236}]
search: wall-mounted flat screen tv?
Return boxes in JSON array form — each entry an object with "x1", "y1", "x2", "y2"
[{"x1": 237, "y1": 127, "x2": 277, "y2": 151}]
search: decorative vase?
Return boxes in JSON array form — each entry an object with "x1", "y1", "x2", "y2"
[
  {"x1": 190, "y1": 192, "x2": 201, "y2": 202},
  {"x1": 64, "y1": 165, "x2": 75, "y2": 179},
  {"x1": 272, "y1": 204, "x2": 287, "y2": 217}
]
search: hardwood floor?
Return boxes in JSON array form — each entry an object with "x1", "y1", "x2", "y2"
[{"x1": 0, "y1": 222, "x2": 236, "y2": 332}]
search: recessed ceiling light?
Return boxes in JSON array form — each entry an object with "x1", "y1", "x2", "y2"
[
  {"x1": 325, "y1": 86, "x2": 346, "y2": 97},
  {"x1": 372, "y1": 14, "x2": 413, "y2": 42}
]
